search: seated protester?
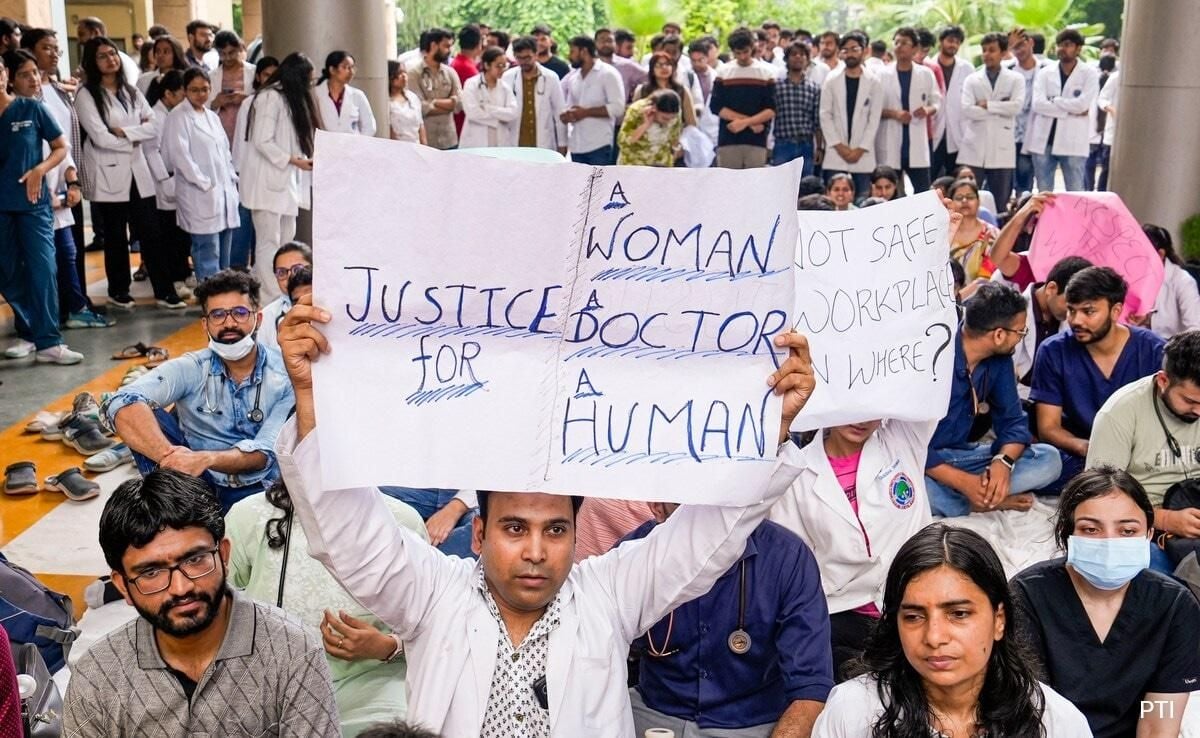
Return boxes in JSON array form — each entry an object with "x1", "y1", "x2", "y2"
[
  {"x1": 573, "y1": 497, "x2": 654, "y2": 561},
  {"x1": 273, "y1": 300, "x2": 817, "y2": 736},
  {"x1": 1089, "y1": 331, "x2": 1200, "y2": 546},
  {"x1": 64, "y1": 470, "x2": 338, "y2": 735},
  {"x1": 948, "y1": 179, "x2": 999, "y2": 283},
  {"x1": 377, "y1": 487, "x2": 479, "y2": 558},
  {"x1": 1011, "y1": 467, "x2": 1200, "y2": 738},
  {"x1": 1140, "y1": 224, "x2": 1200, "y2": 340},
  {"x1": 826, "y1": 173, "x2": 857, "y2": 211},
  {"x1": 103, "y1": 270, "x2": 295, "y2": 514},
  {"x1": 226, "y1": 478, "x2": 428, "y2": 737},
  {"x1": 257, "y1": 240, "x2": 312, "y2": 351},
  {"x1": 623, "y1": 504, "x2": 831, "y2": 736},
  {"x1": 1011, "y1": 255, "x2": 1093, "y2": 401},
  {"x1": 797, "y1": 174, "x2": 826, "y2": 199},
  {"x1": 1032, "y1": 266, "x2": 1165, "y2": 491},
  {"x1": 951, "y1": 164, "x2": 998, "y2": 223},
  {"x1": 925, "y1": 283, "x2": 1062, "y2": 517},
  {"x1": 986, "y1": 191, "x2": 1052, "y2": 292},
  {"x1": 869, "y1": 165, "x2": 901, "y2": 201},
  {"x1": 812, "y1": 524, "x2": 1091, "y2": 738}
]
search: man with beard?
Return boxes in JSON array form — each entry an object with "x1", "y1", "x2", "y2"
[
  {"x1": 103, "y1": 270, "x2": 295, "y2": 513},
  {"x1": 560, "y1": 35, "x2": 624, "y2": 165},
  {"x1": 1032, "y1": 266, "x2": 1165, "y2": 491},
  {"x1": 408, "y1": 27, "x2": 462, "y2": 150},
  {"x1": 595, "y1": 27, "x2": 645, "y2": 104},
  {"x1": 807, "y1": 31, "x2": 841, "y2": 88},
  {"x1": 502, "y1": 36, "x2": 567, "y2": 153},
  {"x1": 185, "y1": 19, "x2": 218, "y2": 71},
  {"x1": 1090, "y1": 331, "x2": 1200, "y2": 541},
  {"x1": 64, "y1": 469, "x2": 338, "y2": 736},
  {"x1": 925, "y1": 282, "x2": 1063, "y2": 517}
]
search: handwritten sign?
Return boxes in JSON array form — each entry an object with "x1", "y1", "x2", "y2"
[
  {"x1": 311, "y1": 132, "x2": 801, "y2": 503},
  {"x1": 1028, "y1": 192, "x2": 1163, "y2": 319},
  {"x1": 790, "y1": 192, "x2": 957, "y2": 431}
]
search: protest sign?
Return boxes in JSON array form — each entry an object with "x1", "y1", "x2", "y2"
[
  {"x1": 1028, "y1": 192, "x2": 1163, "y2": 319},
  {"x1": 311, "y1": 132, "x2": 801, "y2": 503},
  {"x1": 790, "y1": 192, "x2": 957, "y2": 431}
]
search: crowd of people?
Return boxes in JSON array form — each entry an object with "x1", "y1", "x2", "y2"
[{"x1": 2, "y1": 9, "x2": 1200, "y2": 738}]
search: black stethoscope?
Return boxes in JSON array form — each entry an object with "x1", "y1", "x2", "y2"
[{"x1": 645, "y1": 560, "x2": 752, "y2": 657}]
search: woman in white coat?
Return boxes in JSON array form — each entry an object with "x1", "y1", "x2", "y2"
[
  {"x1": 163, "y1": 68, "x2": 240, "y2": 280},
  {"x1": 501, "y1": 36, "x2": 567, "y2": 153},
  {"x1": 387, "y1": 60, "x2": 426, "y2": 144},
  {"x1": 75, "y1": 36, "x2": 183, "y2": 310},
  {"x1": 314, "y1": 50, "x2": 376, "y2": 136},
  {"x1": 460, "y1": 47, "x2": 519, "y2": 148},
  {"x1": 240, "y1": 52, "x2": 321, "y2": 301},
  {"x1": 1140, "y1": 224, "x2": 1200, "y2": 339}
]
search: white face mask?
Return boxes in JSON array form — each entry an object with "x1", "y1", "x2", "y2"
[{"x1": 208, "y1": 331, "x2": 256, "y2": 361}]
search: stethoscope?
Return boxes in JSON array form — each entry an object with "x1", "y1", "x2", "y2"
[
  {"x1": 645, "y1": 560, "x2": 752, "y2": 657},
  {"x1": 200, "y1": 370, "x2": 265, "y2": 423}
]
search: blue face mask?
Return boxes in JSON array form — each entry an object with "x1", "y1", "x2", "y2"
[{"x1": 1066, "y1": 536, "x2": 1149, "y2": 590}]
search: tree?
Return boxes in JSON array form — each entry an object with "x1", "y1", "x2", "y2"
[{"x1": 445, "y1": 0, "x2": 607, "y2": 45}]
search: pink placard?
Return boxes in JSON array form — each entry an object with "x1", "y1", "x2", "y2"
[{"x1": 1028, "y1": 192, "x2": 1163, "y2": 319}]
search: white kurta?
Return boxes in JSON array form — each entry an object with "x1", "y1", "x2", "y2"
[{"x1": 162, "y1": 104, "x2": 240, "y2": 235}]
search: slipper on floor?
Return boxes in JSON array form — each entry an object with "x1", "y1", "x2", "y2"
[
  {"x1": 111, "y1": 342, "x2": 156, "y2": 360},
  {"x1": 144, "y1": 347, "x2": 170, "y2": 368},
  {"x1": 24, "y1": 410, "x2": 65, "y2": 434},
  {"x1": 120, "y1": 365, "x2": 150, "y2": 386},
  {"x1": 45, "y1": 467, "x2": 100, "y2": 502},
  {"x1": 4, "y1": 462, "x2": 39, "y2": 496}
]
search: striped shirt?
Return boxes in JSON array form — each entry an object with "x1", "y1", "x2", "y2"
[
  {"x1": 709, "y1": 60, "x2": 777, "y2": 147},
  {"x1": 63, "y1": 588, "x2": 339, "y2": 737}
]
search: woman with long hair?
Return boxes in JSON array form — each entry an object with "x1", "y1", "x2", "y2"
[
  {"x1": 459, "y1": 46, "x2": 518, "y2": 148},
  {"x1": 1140, "y1": 224, "x2": 1200, "y2": 338},
  {"x1": 387, "y1": 60, "x2": 425, "y2": 144},
  {"x1": 948, "y1": 179, "x2": 999, "y2": 283},
  {"x1": 314, "y1": 50, "x2": 376, "y2": 136},
  {"x1": 74, "y1": 36, "x2": 183, "y2": 310},
  {"x1": 632, "y1": 51, "x2": 696, "y2": 128},
  {"x1": 137, "y1": 35, "x2": 187, "y2": 106},
  {"x1": 813, "y1": 524, "x2": 1091, "y2": 737},
  {"x1": 616, "y1": 88, "x2": 682, "y2": 166},
  {"x1": 826, "y1": 173, "x2": 857, "y2": 211},
  {"x1": 240, "y1": 51, "x2": 321, "y2": 301}
]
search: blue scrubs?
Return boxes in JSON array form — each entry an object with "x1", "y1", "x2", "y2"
[{"x1": 0, "y1": 97, "x2": 64, "y2": 350}]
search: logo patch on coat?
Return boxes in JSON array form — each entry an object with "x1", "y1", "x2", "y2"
[{"x1": 890, "y1": 473, "x2": 916, "y2": 509}]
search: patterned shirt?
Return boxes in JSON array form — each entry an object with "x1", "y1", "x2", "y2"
[
  {"x1": 774, "y1": 73, "x2": 821, "y2": 142},
  {"x1": 476, "y1": 567, "x2": 562, "y2": 738}
]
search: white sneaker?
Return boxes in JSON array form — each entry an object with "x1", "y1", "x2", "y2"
[
  {"x1": 35, "y1": 344, "x2": 84, "y2": 365},
  {"x1": 4, "y1": 339, "x2": 35, "y2": 359},
  {"x1": 174, "y1": 281, "x2": 194, "y2": 299}
]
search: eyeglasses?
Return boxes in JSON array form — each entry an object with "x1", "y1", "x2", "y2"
[
  {"x1": 953, "y1": 193, "x2": 978, "y2": 202},
  {"x1": 1001, "y1": 326, "x2": 1030, "y2": 338},
  {"x1": 127, "y1": 548, "x2": 220, "y2": 595},
  {"x1": 274, "y1": 263, "x2": 309, "y2": 279},
  {"x1": 203, "y1": 306, "x2": 255, "y2": 324}
]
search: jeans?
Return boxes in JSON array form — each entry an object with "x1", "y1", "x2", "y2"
[
  {"x1": 931, "y1": 136, "x2": 957, "y2": 179},
  {"x1": 1149, "y1": 541, "x2": 1174, "y2": 574},
  {"x1": 230, "y1": 205, "x2": 255, "y2": 269},
  {"x1": 130, "y1": 407, "x2": 264, "y2": 515},
  {"x1": 379, "y1": 487, "x2": 478, "y2": 559},
  {"x1": 1014, "y1": 152, "x2": 1035, "y2": 198},
  {"x1": 772, "y1": 138, "x2": 814, "y2": 176},
  {"x1": 1085, "y1": 143, "x2": 1110, "y2": 191},
  {"x1": 1045, "y1": 448, "x2": 1086, "y2": 495},
  {"x1": 0, "y1": 207, "x2": 62, "y2": 350},
  {"x1": 1032, "y1": 153, "x2": 1087, "y2": 192},
  {"x1": 54, "y1": 227, "x2": 88, "y2": 316},
  {"x1": 190, "y1": 229, "x2": 234, "y2": 281},
  {"x1": 571, "y1": 145, "x2": 614, "y2": 166},
  {"x1": 968, "y1": 167, "x2": 1014, "y2": 214},
  {"x1": 823, "y1": 170, "x2": 872, "y2": 202},
  {"x1": 251, "y1": 209, "x2": 298, "y2": 303},
  {"x1": 925, "y1": 442, "x2": 1063, "y2": 518}
]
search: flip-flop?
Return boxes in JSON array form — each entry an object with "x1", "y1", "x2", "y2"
[
  {"x1": 4, "y1": 462, "x2": 39, "y2": 496},
  {"x1": 45, "y1": 468, "x2": 100, "y2": 502},
  {"x1": 111, "y1": 342, "x2": 154, "y2": 360},
  {"x1": 144, "y1": 347, "x2": 170, "y2": 368},
  {"x1": 24, "y1": 410, "x2": 65, "y2": 434}
]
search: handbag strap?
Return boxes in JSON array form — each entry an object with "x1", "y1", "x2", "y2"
[{"x1": 276, "y1": 509, "x2": 293, "y2": 609}]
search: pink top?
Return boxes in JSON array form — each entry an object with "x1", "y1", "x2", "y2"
[
  {"x1": 828, "y1": 450, "x2": 881, "y2": 618},
  {"x1": 574, "y1": 497, "x2": 655, "y2": 562},
  {"x1": 217, "y1": 66, "x2": 246, "y2": 143}
]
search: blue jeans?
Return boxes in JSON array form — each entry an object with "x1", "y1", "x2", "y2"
[
  {"x1": 1149, "y1": 542, "x2": 1174, "y2": 574},
  {"x1": 191, "y1": 229, "x2": 235, "y2": 280},
  {"x1": 1085, "y1": 144, "x2": 1110, "y2": 191},
  {"x1": 131, "y1": 407, "x2": 265, "y2": 515},
  {"x1": 571, "y1": 145, "x2": 614, "y2": 166},
  {"x1": 1014, "y1": 151, "x2": 1034, "y2": 197},
  {"x1": 925, "y1": 443, "x2": 1063, "y2": 518},
  {"x1": 772, "y1": 138, "x2": 814, "y2": 176},
  {"x1": 230, "y1": 205, "x2": 255, "y2": 270},
  {"x1": 1032, "y1": 153, "x2": 1086, "y2": 192},
  {"x1": 379, "y1": 487, "x2": 478, "y2": 558},
  {"x1": 0, "y1": 208, "x2": 62, "y2": 350},
  {"x1": 54, "y1": 227, "x2": 88, "y2": 316}
]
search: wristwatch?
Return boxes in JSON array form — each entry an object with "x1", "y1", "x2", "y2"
[{"x1": 991, "y1": 453, "x2": 1016, "y2": 470}]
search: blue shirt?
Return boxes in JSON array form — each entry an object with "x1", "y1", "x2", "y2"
[
  {"x1": 927, "y1": 331, "x2": 1032, "y2": 467},
  {"x1": 0, "y1": 97, "x2": 62, "y2": 212},
  {"x1": 621, "y1": 520, "x2": 832, "y2": 729},
  {"x1": 1030, "y1": 326, "x2": 1165, "y2": 440},
  {"x1": 103, "y1": 345, "x2": 295, "y2": 488}
]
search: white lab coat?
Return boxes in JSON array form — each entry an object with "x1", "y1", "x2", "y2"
[
  {"x1": 1152, "y1": 260, "x2": 1200, "y2": 339},
  {"x1": 276, "y1": 421, "x2": 800, "y2": 738},
  {"x1": 931, "y1": 56, "x2": 974, "y2": 153},
  {"x1": 957, "y1": 67, "x2": 1025, "y2": 169},
  {"x1": 1096, "y1": 70, "x2": 1119, "y2": 145},
  {"x1": 874, "y1": 63, "x2": 941, "y2": 169},
  {"x1": 239, "y1": 87, "x2": 310, "y2": 215},
  {"x1": 142, "y1": 100, "x2": 177, "y2": 210},
  {"x1": 162, "y1": 104, "x2": 240, "y2": 235},
  {"x1": 770, "y1": 420, "x2": 935, "y2": 615},
  {"x1": 501, "y1": 65, "x2": 567, "y2": 151},
  {"x1": 459, "y1": 75, "x2": 519, "y2": 148},
  {"x1": 819, "y1": 68, "x2": 884, "y2": 173},
  {"x1": 1026, "y1": 62, "x2": 1100, "y2": 158},
  {"x1": 313, "y1": 80, "x2": 377, "y2": 136},
  {"x1": 73, "y1": 86, "x2": 157, "y2": 202}
]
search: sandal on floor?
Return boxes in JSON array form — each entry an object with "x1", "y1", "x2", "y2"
[
  {"x1": 120, "y1": 365, "x2": 150, "y2": 386},
  {"x1": 4, "y1": 462, "x2": 39, "y2": 495},
  {"x1": 45, "y1": 467, "x2": 100, "y2": 502},
  {"x1": 144, "y1": 347, "x2": 170, "y2": 368},
  {"x1": 111, "y1": 342, "x2": 156, "y2": 360},
  {"x1": 24, "y1": 410, "x2": 65, "y2": 434}
]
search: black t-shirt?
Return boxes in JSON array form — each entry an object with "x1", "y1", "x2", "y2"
[
  {"x1": 1046, "y1": 65, "x2": 1071, "y2": 149},
  {"x1": 845, "y1": 75, "x2": 860, "y2": 137},
  {"x1": 543, "y1": 54, "x2": 571, "y2": 80},
  {"x1": 1011, "y1": 558, "x2": 1200, "y2": 738},
  {"x1": 897, "y1": 68, "x2": 912, "y2": 163},
  {"x1": 168, "y1": 666, "x2": 198, "y2": 701}
]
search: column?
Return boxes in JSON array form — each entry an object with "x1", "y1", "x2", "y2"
[
  {"x1": 240, "y1": 0, "x2": 260, "y2": 42},
  {"x1": 0, "y1": 0, "x2": 53, "y2": 26}
]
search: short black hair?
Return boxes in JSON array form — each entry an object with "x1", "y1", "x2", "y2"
[
  {"x1": 939, "y1": 25, "x2": 965, "y2": 43},
  {"x1": 649, "y1": 88, "x2": 680, "y2": 113},
  {"x1": 818, "y1": 30, "x2": 840, "y2": 44},
  {"x1": 287, "y1": 266, "x2": 313, "y2": 301},
  {"x1": 19, "y1": 27, "x2": 55, "y2": 51},
  {"x1": 77, "y1": 17, "x2": 106, "y2": 35},
  {"x1": 1045, "y1": 256, "x2": 1092, "y2": 291},
  {"x1": 840, "y1": 31, "x2": 868, "y2": 50},
  {"x1": 870, "y1": 39, "x2": 886, "y2": 56},
  {"x1": 614, "y1": 29, "x2": 635, "y2": 45},
  {"x1": 148, "y1": 24, "x2": 170, "y2": 39},
  {"x1": 727, "y1": 27, "x2": 755, "y2": 52},
  {"x1": 568, "y1": 35, "x2": 596, "y2": 56},
  {"x1": 784, "y1": 41, "x2": 810, "y2": 59},
  {"x1": 274, "y1": 240, "x2": 312, "y2": 267},
  {"x1": 893, "y1": 27, "x2": 919, "y2": 47},
  {"x1": 159, "y1": 68, "x2": 185, "y2": 93},
  {"x1": 195, "y1": 269, "x2": 261, "y2": 312},
  {"x1": 797, "y1": 194, "x2": 836, "y2": 211},
  {"x1": 1064, "y1": 265, "x2": 1127, "y2": 307},
  {"x1": 420, "y1": 27, "x2": 453, "y2": 52},
  {"x1": 530, "y1": 23, "x2": 552, "y2": 36},
  {"x1": 1056, "y1": 28, "x2": 1085, "y2": 47},
  {"x1": 916, "y1": 28, "x2": 935, "y2": 48},
  {"x1": 688, "y1": 38, "x2": 711, "y2": 56},
  {"x1": 489, "y1": 30, "x2": 510, "y2": 50},
  {"x1": 213, "y1": 29, "x2": 242, "y2": 50},
  {"x1": 100, "y1": 469, "x2": 224, "y2": 573},
  {"x1": 1164, "y1": 331, "x2": 1200, "y2": 386},
  {"x1": 931, "y1": 175, "x2": 956, "y2": 194},
  {"x1": 511, "y1": 36, "x2": 537, "y2": 55},
  {"x1": 182, "y1": 66, "x2": 210, "y2": 89},
  {"x1": 358, "y1": 721, "x2": 442, "y2": 738},
  {"x1": 0, "y1": 17, "x2": 18, "y2": 38},
  {"x1": 963, "y1": 282, "x2": 1027, "y2": 334},
  {"x1": 1100, "y1": 37, "x2": 1119, "y2": 51},
  {"x1": 980, "y1": 32, "x2": 1008, "y2": 51},
  {"x1": 458, "y1": 23, "x2": 482, "y2": 50},
  {"x1": 476, "y1": 490, "x2": 584, "y2": 523},
  {"x1": 1030, "y1": 33, "x2": 1046, "y2": 54},
  {"x1": 871, "y1": 165, "x2": 900, "y2": 186},
  {"x1": 1054, "y1": 465, "x2": 1154, "y2": 549},
  {"x1": 186, "y1": 19, "x2": 216, "y2": 36},
  {"x1": 797, "y1": 175, "x2": 826, "y2": 198},
  {"x1": 761, "y1": 20, "x2": 781, "y2": 31},
  {"x1": 949, "y1": 259, "x2": 967, "y2": 292}
]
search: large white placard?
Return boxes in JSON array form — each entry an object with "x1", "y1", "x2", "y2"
[
  {"x1": 311, "y1": 132, "x2": 801, "y2": 503},
  {"x1": 790, "y1": 192, "x2": 958, "y2": 431}
]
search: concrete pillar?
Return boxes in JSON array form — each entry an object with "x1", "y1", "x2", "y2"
[
  {"x1": 1108, "y1": 0, "x2": 1200, "y2": 245},
  {"x1": 240, "y1": 0, "x2": 260, "y2": 42},
  {"x1": 151, "y1": 0, "x2": 233, "y2": 37},
  {"x1": 0, "y1": 0, "x2": 53, "y2": 26}
]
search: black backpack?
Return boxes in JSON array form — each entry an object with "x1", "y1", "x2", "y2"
[{"x1": 0, "y1": 552, "x2": 78, "y2": 673}]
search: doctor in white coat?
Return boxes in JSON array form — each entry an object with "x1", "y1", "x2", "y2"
[
  {"x1": 274, "y1": 305, "x2": 817, "y2": 738},
  {"x1": 929, "y1": 27, "x2": 974, "y2": 178},
  {"x1": 819, "y1": 33, "x2": 884, "y2": 195},
  {"x1": 875, "y1": 28, "x2": 940, "y2": 193},
  {"x1": 957, "y1": 33, "x2": 1025, "y2": 210},
  {"x1": 460, "y1": 47, "x2": 519, "y2": 148},
  {"x1": 314, "y1": 50, "x2": 377, "y2": 137},
  {"x1": 141, "y1": 71, "x2": 192, "y2": 296},
  {"x1": 503, "y1": 36, "x2": 567, "y2": 153},
  {"x1": 163, "y1": 68, "x2": 240, "y2": 280},
  {"x1": 1025, "y1": 29, "x2": 1099, "y2": 193}
]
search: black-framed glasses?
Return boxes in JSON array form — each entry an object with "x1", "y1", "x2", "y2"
[
  {"x1": 127, "y1": 548, "x2": 220, "y2": 595},
  {"x1": 274, "y1": 263, "x2": 309, "y2": 280},
  {"x1": 203, "y1": 306, "x2": 254, "y2": 324},
  {"x1": 1001, "y1": 326, "x2": 1030, "y2": 338}
]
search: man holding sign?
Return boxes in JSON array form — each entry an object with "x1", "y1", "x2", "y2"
[{"x1": 274, "y1": 298, "x2": 816, "y2": 737}]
